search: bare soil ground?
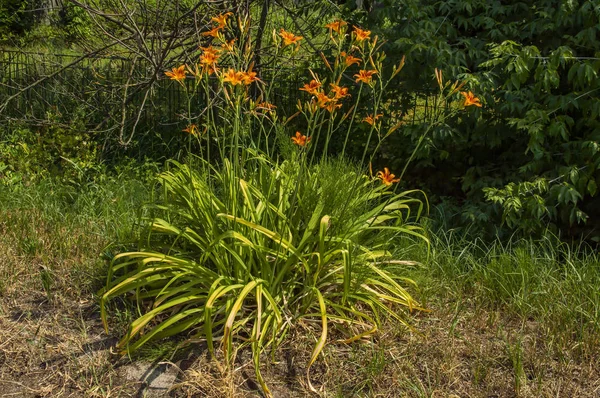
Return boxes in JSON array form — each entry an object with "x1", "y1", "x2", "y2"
[
  {"x1": 2, "y1": 287, "x2": 599, "y2": 397},
  {"x1": 1, "y1": 210, "x2": 599, "y2": 397}
]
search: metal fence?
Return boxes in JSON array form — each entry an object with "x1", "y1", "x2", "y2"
[{"x1": 0, "y1": 50, "x2": 441, "y2": 155}]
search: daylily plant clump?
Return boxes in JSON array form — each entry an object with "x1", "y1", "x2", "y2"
[{"x1": 101, "y1": 12, "x2": 481, "y2": 397}]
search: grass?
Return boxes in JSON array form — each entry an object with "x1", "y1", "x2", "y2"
[
  {"x1": 0, "y1": 172, "x2": 152, "y2": 396},
  {"x1": 402, "y1": 230, "x2": 600, "y2": 360},
  {"x1": 1, "y1": 174, "x2": 599, "y2": 396}
]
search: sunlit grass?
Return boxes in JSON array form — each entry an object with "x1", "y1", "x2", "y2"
[{"x1": 399, "y1": 230, "x2": 600, "y2": 359}]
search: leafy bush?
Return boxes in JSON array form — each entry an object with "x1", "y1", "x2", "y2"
[
  {"x1": 344, "y1": 0, "x2": 600, "y2": 241},
  {"x1": 0, "y1": 108, "x2": 98, "y2": 185},
  {"x1": 0, "y1": 0, "x2": 43, "y2": 39},
  {"x1": 102, "y1": 154, "x2": 426, "y2": 392},
  {"x1": 96, "y1": 12, "x2": 476, "y2": 395}
]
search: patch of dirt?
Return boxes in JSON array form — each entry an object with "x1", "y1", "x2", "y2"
[
  {"x1": 170, "y1": 302, "x2": 600, "y2": 397},
  {"x1": 2, "y1": 288, "x2": 600, "y2": 397},
  {"x1": 1, "y1": 212, "x2": 599, "y2": 397}
]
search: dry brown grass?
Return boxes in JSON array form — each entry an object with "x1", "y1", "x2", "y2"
[
  {"x1": 1, "y1": 207, "x2": 599, "y2": 397},
  {"x1": 169, "y1": 301, "x2": 600, "y2": 397},
  {"x1": 0, "y1": 209, "x2": 136, "y2": 397}
]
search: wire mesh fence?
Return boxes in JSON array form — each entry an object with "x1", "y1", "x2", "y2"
[{"x1": 0, "y1": 50, "x2": 442, "y2": 156}]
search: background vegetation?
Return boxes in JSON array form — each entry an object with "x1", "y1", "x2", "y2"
[
  {"x1": 1, "y1": 1, "x2": 599, "y2": 396},
  {"x1": 342, "y1": 0, "x2": 600, "y2": 241},
  {"x1": 3, "y1": 0, "x2": 599, "y2": 242}
]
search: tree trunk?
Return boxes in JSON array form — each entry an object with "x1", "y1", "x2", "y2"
[{"x1": 252, "y1": 0, "x2": 270, "y2": 98}]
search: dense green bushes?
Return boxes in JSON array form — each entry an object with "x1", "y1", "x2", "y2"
[
  {"x1": 0, "y1": 0, "x2": 43, "y2": 38},
  {"x1": 0, "y1": 0, "x2": 91, "y2": 46},
  {"x1": 0, "y1": 110, "x2": 98, "y2": 185},
  {"x1": 3, "y1": 0, "x2": 599, "y2": 242},
  {"x1": 344, "y1": 0, "x2": 600, "y2": 241}
]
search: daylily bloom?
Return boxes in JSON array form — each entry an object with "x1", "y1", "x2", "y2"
[
  {"x1": 200, "y1": 45, "x2": 219, "y2": 57},
  {"x1": 222, "y1": 39, "x2": 236, "y2": 52},
  {"x1": 183, "y1": 124, "x2": 198, "y2": 135},
  {"x1": 202, "y1": 26, "x2": 221, "y2": 38},
  {"x1": 291, "y1": 131, "x2": 311, "y2": 147},
  {"x1": 316, "y1": 92, "x2": 331, "y2": 108},
  {"x1": 165, "y1": 65, "x2": 187, "y2": 82},
  {"x1": 199, "y1": 46, "x2": 220, "y2": 67},
  {"x1": 279, "y1": 29, "x2": 303, "y2": 47},
  {"x1": 325, "y1": 20, "x2": 347, "y2": 33},
  {"x1": 363, "y1": 114, "x2": 383, "y2": 125},
  {"x1": 354, "y1": 70, "x2": 377, "y2": 84},
  {"x1": 377, "y1": 168, "x2": 400, "y2": 186},
  {"x1": 341, "y1": 51, "x2": 361, "y2": 67},
  {"x1": 461, "y1": 91, "x2": 482, "y2": 107},
  {"x1": 325, "y1": 101, "x2": 342, "y2": 113},
  {"x1": 353, "y1": 27, "x2": 371, "y2": 42},
  {"x1": 240, "y1": 70, "x2": 260, "y2": 85},
  {"x1": 222, "y1": 69, "x2": 244, "y2": 85},
  {"x1": 300, "y1": 80, "x2": 322, "y2": 95},
  {"x1": 330, "y1": 83, "x2": 349, "y2": 99},
  {"x1": 211, "y1": 12, "x2": 232, "y2": 28}
]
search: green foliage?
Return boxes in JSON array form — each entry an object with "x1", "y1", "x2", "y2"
[
  {"x1": 0, "y1": 165, "x2": 153, "y2": 301},
  {"x1": 0, "y1": 0, "x2": 43, "y2": 39},
  {"x1": 345, "y1": 0, "x2": 600, "y2": 241},
  {"x1": 0, "y1": 1, "x2": 93, "y2": 47},
  {"x1": 97, "y1": 13, "x2": 435, "y2": 394},
  {"x1": 58, "y1": 2, "x2": 93, "y2": 44},
  {"x1": 0, "y1": 109, "x2": 98, "y2": 185},
  {"x1": 402, "y1": 231, "x2": 600, "y2": 358},
  {"x1": 483, "y1": 178, "x2": 549, "y2": 234},
  {"x1": 101, "y1": 153, "x2": 426, "y2": 393}
]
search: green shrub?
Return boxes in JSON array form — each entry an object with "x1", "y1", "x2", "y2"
[
  {"x1": 0, "y1": 0, "x2": 43, "y2": 39},
  {"x1": 0, "y1": 108, "x2": 98, "y2": 185},
  {"x1": 344, "y1": 0, "x2": 600, "y2": 241},
  {"x1": 101, "y1": 154, "x2": 426, "y2": 392},
  {"x1": 97, "y1": 12, "x2": 458, "y2": 395}
]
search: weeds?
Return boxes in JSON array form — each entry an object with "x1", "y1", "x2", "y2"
[{"x1": 400, "y1": 230, "x2": 600, "y2": 359}]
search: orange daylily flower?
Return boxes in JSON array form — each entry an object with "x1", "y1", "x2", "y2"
[
  {"x1": 377, "y1": 168, "x2": 400, "y2": 186},
  {"x1": 341, "y1": 51, "x2": 361, "y2": 67},
  {"x1": 222, "y1": 39, "x2": 236, "y2": 52},
  {"x1": 330, "y1": 83, "x2": 349, "y2": 99},
  {"x1": 200, "y1": 45, "x2": 219, "y2": 57},
  {"x1": 363, "y1": 114, "x2": 383, "y2": 125},
  {"x1": 165, "y1": 65, "x2": 187, "y2": 82},
  {"x1": 202, "y1": 26, "x2": 221, "y2": 38},
  {"x1": 353, "y1": 27, "x2": 371, "y2": 42},
  {"x1": 279, "y1": 29, "x2": 303, "y2": 47},
  {"x1": 211, "y1": 12, "x2": 232, "y2": 28},
  {"x1": 300, "y1": 80, "x2": 322, "y2": 95},
  {"x1": 240, "y1": 70, "x2": 260, "y2": 85},
  {"x1": 222, "y1": 69, "x2": 244, "y2": 85},
  {"x1": 316, "y1": 92, "x2": 331, "y2": 108},
  {"x1": 461, "y1": 91, "x2": 482, "y2": 107},
  {"x1": 291, "y1": 131, "x2": 311, "y2": 147},
  {"x1": 325, "y1": 101, "x2": 342, "y2": 113},
  {"x1": 183, "y1": 124, "x2": 198, "y2": 135},
  {"x1": 354, "y1": 70, "x2": 377, "y2": 84},
  {"x1": 325, "y1": 20, "x2": 347, "y2": 33},
  {"x1": 199, "y1": 46, "x2": 220, "y2": 67}
]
